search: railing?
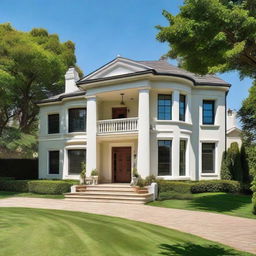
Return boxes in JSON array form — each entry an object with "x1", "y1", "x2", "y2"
[{"x1": 97, "y1": 117, "x2": 138, "y2": 134}]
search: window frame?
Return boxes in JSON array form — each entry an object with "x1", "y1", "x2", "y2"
[
  {"x1": 158, "y1": 140, "x2": 172, "y2": 176},
  {"x1": 48, "y1": 113, "x2": 60, "y2": 134},
  {"x1": 48, "y1": 150, "x2": 60, "y2": 175},
  {"x1": 202, "y1": 100, "x2": 215, "y2": 125},
  {"x1": 68, "y1": 108, "x2": 87, "y2": 133},
  {"x1": 201, "y1": 142, "x2": 216, "y2": 174},
  {"x1": 157, "y1": 94, "x2": 172, "y2": 120},
  {"x1": 179, "y1": 139, "x2": 187, "y2": 176},
  {"x1": 179, "y1": 94, "x2": 186, "y2": 122}
]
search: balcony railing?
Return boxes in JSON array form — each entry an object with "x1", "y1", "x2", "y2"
[{"x1": 97, "y1": 117, "x2": 138, "y2": 134}]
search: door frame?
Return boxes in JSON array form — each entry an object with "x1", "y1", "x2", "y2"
[
  {"x1": 109, "y1": 142, "x2": 134, "y2": 183},
  {"x1": 112, "y1": 107, "x2": 127, "y2": 119}
]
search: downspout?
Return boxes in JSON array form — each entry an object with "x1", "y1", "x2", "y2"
[{"x1": 225, "y1": 90, "x2": 229, "y2": 152}]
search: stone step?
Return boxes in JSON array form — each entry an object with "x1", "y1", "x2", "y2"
[
  {"x1": 66, "y1": 192, "x2": 152, "y2": 198},
  {"x1": 64, "y1": 198, "x2": 147, "y2": 204},
  {"x1": 77, "y1": 187, "x2": 135, "y2": 192}
]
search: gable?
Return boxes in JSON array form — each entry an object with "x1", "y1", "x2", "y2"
[{"x1": 81, "y1": 57, "x2": 151, "y2": 81}]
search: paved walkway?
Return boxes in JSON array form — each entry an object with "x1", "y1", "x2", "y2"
[{"x1": 1, "y1": 197, "x2": 256, "y2": 254}]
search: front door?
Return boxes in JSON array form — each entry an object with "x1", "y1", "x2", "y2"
[
  {"x1": 112, "y1": 107, "x2": 127, "y2": 119},
  {"x1": 112, "y1": 147, "x2": 131, "y2": 183}
]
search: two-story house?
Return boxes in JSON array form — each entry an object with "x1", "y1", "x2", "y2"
[{"x1": 38, "y1": 57, "x2": 232, "y2": 183}]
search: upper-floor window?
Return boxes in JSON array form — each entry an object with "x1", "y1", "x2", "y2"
[
  {"x1": 202, "y1": 143, "x2": 215, "y2": 173},
  {"x1": 158, "y1": 140, "x2": 172, "y2": 176},
  {"x1": 48, "y1": 114, "x2": 59, "y2": 134},
  {"x1": 49, "y1": 151, "x2": 59, "y2": 174},
  {"x1": 158, "y1": 94, "x2": 172, "y2": 120},
  {"x1": 203, "y1": 100, "x2": 215, "y2": 125},
  {"x1": 68, "y1": 108, "x2": 86, "y2": 132},
  {"x1": 179, "y1": 94, "x2": 186, "y2": 121}
]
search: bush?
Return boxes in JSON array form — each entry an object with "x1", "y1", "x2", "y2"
[
  {"x1": 136, "y1": 177, "x2": 146, "y2": 188},
  {"x1": 144, "y1": 175, "x2": 157, "y2": 186},
  {"x1": 220, "y1": 151, "x2": 232, "y2": 180},
  {"x1": 0, "y1": 180, "x2": 29, "y2": 192},
  {"x1": 228, "y1": 142, "x2": 243, "y2": 182},
  {"x1": 251, "y1": 177, "x2": 256, "y2": 214},
  {"x1": 158, "y1": 191, "x2": 193, "y2": 200},
  {"x1": 28, "y1": 180, "x2": 78, "y2": 194},
  {"x1": 157, "y1": 180, "x2": 192, "y2": 194},
  {"x1": 190, "y1": 180, "x2": 241, "y2": 194}
]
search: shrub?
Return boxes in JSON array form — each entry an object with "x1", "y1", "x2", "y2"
[
  {"x1": 240, "y1": 144, "x2": 250, "y2": 183},
  {"x1": 28, "y1": 180, "x2": 78, "y2": 194},
  {"x1": 136, "y1": 177, "x2": 146, "y2": 188},
  {"x1": 158, "y1": 191, "x2": 193, "y2": 200},
  {"x1": 91, "y1": 169, "x2": 98, "y2": 176},
  {"x1": 144, "y1": 175, "x2": 157, "y2": 186},
  {"x1": 251, "y1": 177, "x2": 256, "y2": 214},
  {"x1": 132, "y1": 168, "x2": 139, "y2": 178},
  {"x1": 220, "y1": 151, "x2": 232, "y2": 180},
  {"x1": 190, "y1": 180, "x2": 241, "y2": 194},
  {"x1": 157, "y1": 180, "x2": 192, "y2": 194},
  {"x1": 228, "y1": 142, "x2": 243, "y2": 182},
  {"x1": 0, "y1": 180, "x2": 29, "y2": 192}
]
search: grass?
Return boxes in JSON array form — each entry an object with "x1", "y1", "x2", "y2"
[
  {"x1": 0, "y1": 191, "x2": 64, "y2": 199},
  {"x1": 149, "y1": 192, "x2": 256, "y2": 219},
  {"x1": 0, "y1": 207, "x2": 253, "y2": 256}
]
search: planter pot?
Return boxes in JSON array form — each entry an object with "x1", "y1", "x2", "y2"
[
  {"x1": 130, "y1": 177, "x2": 139, "y2": 186},
  {"x1": 92, "y1": 176, "x2": 99, "y2": 185},
  {"x1": 133, "y1": 186, "x2": 148, "y2": 194}
]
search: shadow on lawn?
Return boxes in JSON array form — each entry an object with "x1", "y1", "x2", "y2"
[
  {"x1": 188, "y1": 193, "x2": 251, "y2": 213},
  {"x1": 159, "y1": 243, "x2": 239, "y2": 256}
]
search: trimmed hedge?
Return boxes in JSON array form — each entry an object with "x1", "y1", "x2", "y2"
[
  {"x1": 157, "y1": 180, "x2": 241, "y2": 196},
  {"x1": 0, "y1": 179, "x2": 79, "y2": 194},
  {"x1": 28, "y1": 180, "x2": 78, "y2": 194},
  {"x1": 0, "y1": 180, "x2": 29, "y2": 192}
]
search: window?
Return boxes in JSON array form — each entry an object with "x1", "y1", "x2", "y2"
[
  {"x1": 49, "y1": 151, "x2": 59, "y2": 174},
  {"x1": 202, "y1": 143, "x2": 215, "y2": 173},
  {"x1": 68, "y1": 149, "x2": 86, "y2": 175},
  {"x1": 68, "y1": 108, "x2": 86, "y2": 132},
  {"x1": 179, "y1": 94, "x2": 186, "y2": 121},
  {"x1": 179, "y1": 140, "x2": 186, "y2": 176},
  {"x1": 158, "y1": 94, "x2": 172, "y2": 120},
  {"x1": 203, "y1": 100, "x2": 215, "y2": 124},
  {"x1": 48, "y1": 114, "x2": 59, "y2": 134},
  {"x1": 158, "y1": 140, "x2": 172, "y2": 175}
]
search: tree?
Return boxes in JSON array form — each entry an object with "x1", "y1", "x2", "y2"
[
  {"x1": 238, "y1": 82, "x2": 256, "y2": 144},
  {"x1": 228, "y1": 142, "x2": 243, "y2": 182},
  {"x1": 220, "y1": 151, "x2": 232, "y2": 180},
  {"x1": 156, "y1": 0, "x2": 256, "y2": 78},
  {"x1": 240, "y1": 143, "x2": 250, "y2": 182},
  {"x1": 0, "y1": 23, "x2": 82, "y2": 134}
]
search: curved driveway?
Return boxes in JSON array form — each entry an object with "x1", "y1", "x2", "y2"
[{"x1": 1, "y1": 197, "x2": 256, "y2": 254}]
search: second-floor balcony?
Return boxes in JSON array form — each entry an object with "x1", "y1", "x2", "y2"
[{"x1": 97, "y1": 117, "x2": 138, "y2": 134}]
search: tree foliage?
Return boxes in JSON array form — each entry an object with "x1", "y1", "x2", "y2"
[
  {"x1": 220, "y1": 151, "x2": 232, "y2": 180},
  {"x1": 0, "y1": 23, "x2": 82, "y2": 134},
  {"x1": 156, "y1": 0, "x2": 256, "y2": 78}
]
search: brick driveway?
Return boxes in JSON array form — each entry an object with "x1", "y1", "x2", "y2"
[{"x1": 1, "y1": 197, "x2": 255, "y2": 254}]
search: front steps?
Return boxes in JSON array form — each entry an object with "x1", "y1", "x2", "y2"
[{"x1": 64, "y1": 184, "x2": 153, "y2": 204}]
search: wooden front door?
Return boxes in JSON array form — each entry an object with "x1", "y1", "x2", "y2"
[
  {"x1": 112, "y1": 107, "x2": 127, "y2": 119},
  {"x1": 112, "y1": 147, "x2": 131, "y2": 183}
]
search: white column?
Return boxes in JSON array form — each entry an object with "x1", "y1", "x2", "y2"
[
  {"x1": 86, "y1": 96, "x2": 97, "y2": 176},
  {"x1": 137, "y1": 88, "x2": 150, "y2": 178},
  {"x1": 172, "y1": 90, "x2": 180, "y2": 121}
]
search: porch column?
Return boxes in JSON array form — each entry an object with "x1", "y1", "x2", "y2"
[
  {"x1": 86, "y1": 96, "x2": 97, "y2": 176},
  {"x1": 137, "y1": 88, "x2": 150, "y2": 178},
  {"x1": 172, "y1": 90, "x2": 180, "y2": 121}
]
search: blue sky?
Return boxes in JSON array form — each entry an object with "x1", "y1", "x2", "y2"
[{"x1": 0, "y1": 0, "x2": 253, "y2": 110}]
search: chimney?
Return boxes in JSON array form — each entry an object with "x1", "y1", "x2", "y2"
[
  {"x1": 227, "y1": 109, "x2": 238, "y2": 130},
  {"x1": 65, "y1": 67, "x2": 80, "y2": 93}
]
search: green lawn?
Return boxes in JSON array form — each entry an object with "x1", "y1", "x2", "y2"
[
  {"x1": 149, "y1": 192, "x2": 256, "y2": 219},
  {"x1": 0, "y1": 191, "x2": 64, "y2": 199},
  {"x1": 0, "y1": 207, "x2": 253, "y2": 256}
]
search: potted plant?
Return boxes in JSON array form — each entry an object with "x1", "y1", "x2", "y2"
[
  {"x1": 80, "y1": 162, "x2": 86, "y2": 185},
  {"x1": 130, "y1": 168, "x2": 139, "y2": 186},
  {"x1": 133, "y1": 177, "x2": 148, "y2": 194},
  {"x1": 91, "y1": 169, "x2": 99, "y2": 185}
]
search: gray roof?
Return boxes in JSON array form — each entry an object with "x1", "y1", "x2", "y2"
[
  {"x1": 136, "y1": 60, "x2": 230, "y2": 86},
  {"x1": 77, "y1": 57, "x2": 230, "y2": 87},
  {"x1": 37, "y1": 90, "x2": 86, "y2": 104}
]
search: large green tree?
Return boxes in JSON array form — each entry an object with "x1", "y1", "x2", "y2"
[
  {"x1": 156, "y1": 0, "x2": 256, "y2": 78},
  {"x1": 0, "y1": 23, "x2": 82, "y2": 134}
]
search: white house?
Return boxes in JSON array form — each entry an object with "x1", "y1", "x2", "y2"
[{"x1": 38, "y1": 57, "x2": 238, "y2": 183}]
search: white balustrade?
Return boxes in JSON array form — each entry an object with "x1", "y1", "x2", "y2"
[{"x1": 97, "y1": 117, "x2": 138, "y2": 134}]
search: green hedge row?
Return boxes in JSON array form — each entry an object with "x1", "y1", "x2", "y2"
[
  {"x1": 157, "y1": 180, "x2": 241, "y2": 195},
  {"x1": 0, "y1": 180, "x2": 79, "y2": 194}
]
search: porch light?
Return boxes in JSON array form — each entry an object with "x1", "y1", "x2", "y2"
[{"x1": 120, "y1": 93, "x2": 125, "y2": 105}]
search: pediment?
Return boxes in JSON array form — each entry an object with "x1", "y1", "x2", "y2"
[{"x1": 81, "y1": 57, "x2": 150, "y2": 81}]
